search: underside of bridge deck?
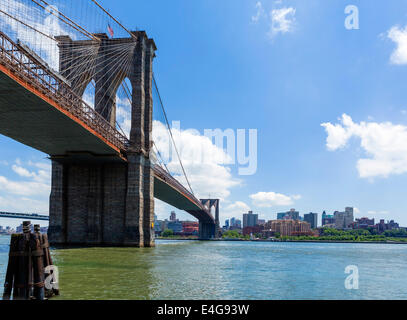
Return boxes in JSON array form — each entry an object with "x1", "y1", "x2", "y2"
[{"x1": 0, "y1": 69, "x2": 125, "y2": 163}]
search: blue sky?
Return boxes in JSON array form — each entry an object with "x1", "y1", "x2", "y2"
[{"x1": 1, "y1": 0, "x2": 407, "y2": 228}]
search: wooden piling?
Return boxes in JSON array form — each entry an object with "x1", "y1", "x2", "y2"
[
  {"x1": 2, "y1": 234, "x2": 18, "y2": 300},
  {"x1": 2, "y1": 222, "x2": 56, "y2": 300},
  {"x1": 32, "y1": 225, "x2": 45, "y2": 300}
]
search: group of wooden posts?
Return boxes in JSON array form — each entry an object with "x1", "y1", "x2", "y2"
[{"x1": 2, "y1": 221, "x2": 59, "y2": 300}]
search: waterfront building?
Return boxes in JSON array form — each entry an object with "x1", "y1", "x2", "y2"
[
  {"x1": 376, "y1": 219, "x2": 400, "y2": 233},
  {"x1": 167, "y1": 220, "x2": 183, "y2": 233},
  {"x1": 224, "y1": 219, "x2": 230, "y2": 230},
  {"x1": 243, "y1": 225, "x2": 264, "y2": 236},
  {"x1": 170, "y1": 211, "x2": 177, "y2": 222},
  {"x1": 304, "y1": 212, "x2": 318, "y2": 229},
  {"x1": 266, "y1": 220, "x2": 312, "y2": 237},
  {"x1": 351, "y1": 217, "x2": 375, "y2": 229},
  {"x1": 182, "y1": 221, "x2": 199, "y2": 235},
  {"x1": 243, "y1": 211, "x2": 258, "y2": 228}
]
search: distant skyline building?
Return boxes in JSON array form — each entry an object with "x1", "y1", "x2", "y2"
[
  {"x1": 170, "y1": 211, "x2": 177, "y2": 222},
  {"x1": 334, "y1": 207, "x2": 354, "y2": 230},
  {"x1": 224, "y1": 219, "x2": 230, "y2": 229},
  {"x1": 167, "y1": 220, "x2": 183, "y2": 233},
  {"x1": 304, "y1": 212, "x2": 318, "y2": 229},
  {"x1": 322, "y1": 211, "x2": 335, "y2": 226},
  {"x1": 230, "y1": 217, "x2": 242, "y2": 229},
  {"x1": 257, "y1": 219, "x2": 266, "y2": 226},
  {"x1": 266, "y1": 220, "x2": 312, "y2": 237},
  {"x1": 277, "y1": 209, "x2": 300, "y2": 221},
  {"x1": 243, "y1": 211, "x2": 258, "y2": 228}
]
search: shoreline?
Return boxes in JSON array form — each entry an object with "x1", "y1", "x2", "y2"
[{"x1": 158, "y1": 238, "x2": 407, "y2": 244}]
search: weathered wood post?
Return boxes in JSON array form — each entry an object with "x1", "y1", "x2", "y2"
[
  {"x1": 32, "y1": 225, "x2": 45, "y2": 300},
  {"x1": 2, "y1": 221, "x2": 55, "y2": 300}
]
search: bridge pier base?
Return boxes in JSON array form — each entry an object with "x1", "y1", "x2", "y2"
[
  {"x1": 48, "y1": 158, "x2": 154, "y2": 247},
  {"x1": 199, "y1": 222, "x2": 215, "y2": 240}
]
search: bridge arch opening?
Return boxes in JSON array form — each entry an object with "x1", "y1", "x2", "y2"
[
  {"x1": 115, "y1": 77, "x2": 132, "y2": 138},
  {"x1": 82, "y1": 79, "x2": 96, "y2": 110}
]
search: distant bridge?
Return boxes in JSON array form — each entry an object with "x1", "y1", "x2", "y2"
[{"x1": 0, "y1": 212, "x2": 49, "y2": 221}]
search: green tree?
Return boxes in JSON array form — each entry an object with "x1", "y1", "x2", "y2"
[
  {"x1": 162, "y1": 229, "x2": 174, "y2": 237},
  {"x1": 222, "y1": 230, "x2": 241, "y2": 239}
]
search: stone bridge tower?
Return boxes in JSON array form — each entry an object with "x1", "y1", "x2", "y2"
[
  {"x1": 48, "y1": 31, "x2": 157, "y2": 247},
  {"x1": 200, "y1": 199, "x2": 221, "y2": 238}
]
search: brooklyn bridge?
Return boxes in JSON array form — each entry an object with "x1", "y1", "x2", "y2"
[{"x1": 0, "y1": 0, "x2": 220, "y2": 246}]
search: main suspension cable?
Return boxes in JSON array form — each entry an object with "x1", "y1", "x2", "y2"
[{"x1": 153, "y1": 75, "x2": 195, "y2": 195}]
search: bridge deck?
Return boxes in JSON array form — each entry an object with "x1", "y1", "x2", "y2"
[{"x1": 0, "y1": 69, "x2": 125, "y2": 162}]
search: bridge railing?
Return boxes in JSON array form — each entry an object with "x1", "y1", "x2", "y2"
[{"x1": 0, "y1": 32, "x2": 129, "y2": 152}]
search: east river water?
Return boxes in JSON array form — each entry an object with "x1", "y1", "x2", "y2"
[{"x1": 1, "y1": 235, "x2": 406, "y2": 300}]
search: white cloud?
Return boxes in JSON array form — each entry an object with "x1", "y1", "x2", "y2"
[
  {"x1": 0, "y1": 159, "x2": 50, "y2": 213},
  {"x1": 0, "y1": 196, "x2": 49, "y2": 214},
  {"x1": 219, "y1": 201, "x2": 251, "y2": 223},
  {"x1": 269, "y1": 7, "x2": 296, "y2": 38},
  {"x1": 322, "y1": 114, "x2": 407, "y2": 179},
  {"x1": 250, "y1": 191, "x2": 301, "y2": 208},
  {"x1": 387, "y1": 25, "x2": 407, "y2": 65},
  {"x1": 367, "y1": 210, "x2": 389, "y2": 215},
  {"x1": 252, "y1": 2, "x2": 265, "y2": 24},
  {"x1": 224, "y1": 201, "x2": 250, "y2": 213},
  {"x1": 153, "y1": 121, "x2": 241, "y2": 200},
  {"x1": 0, "y1": 176, "x2": 49, "y2": 197}
]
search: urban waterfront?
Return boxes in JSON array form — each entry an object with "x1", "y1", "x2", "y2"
[{"x1": 1, "y1": 235, "x2": 407, "y2": 300}]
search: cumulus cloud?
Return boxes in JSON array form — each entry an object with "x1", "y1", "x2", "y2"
[
  {"x1": 387, "y1": 25, "x2": 407, "y2": 65},
  {"x1": 153, "y1": 121, "x2": 241, "y2": 200},
  {"x1": 0, "y1": 159, "x2": 50, "y2": 212},
  {"x1": 223, "y1": 201, "x2": 250, "y2": 215},
  {"x1": 269, "y1": 7, "x2": 296, "y2": 38},
  {"x1": 322, "y1": 114, "x2": 407, "y2": 179},
  {"x1": 250, "y1": 191, "x2": 301, "y2": 208}
]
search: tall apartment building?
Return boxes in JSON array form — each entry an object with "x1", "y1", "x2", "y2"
[
  {"x1": 243, "y1": 211, "x2": 258, "y2": 228},
  {"x1": 304, "y1": 212, "x2": 318, "y2": 229}
]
